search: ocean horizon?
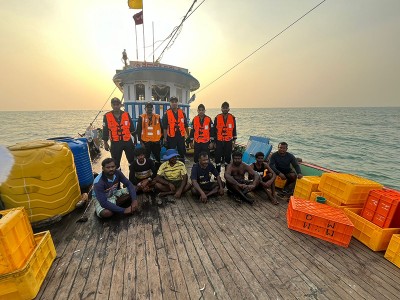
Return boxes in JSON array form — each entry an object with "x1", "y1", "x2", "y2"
[{"x1": 1, "y1": 107, "x2": 399, "y2": 190}]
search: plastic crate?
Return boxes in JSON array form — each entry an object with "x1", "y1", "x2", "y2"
[
  {"x1": 318, "y1": 173, "x2": 383, "y2": 205},
  {"x1": 293, "y1": 176, "x2": 321, "y2": 200},
  {"x1": 344, "y1": 208, "x2": 400, "y2": 251},
  {"x1": 361, "y1": 189, "x2": 400, "y2": 228},
  {"x1": 287, "y1": 196, "x2": 354, "y2": 247},
  {"x1": 275, "y1": 177, "x2": 287, "y2": 189},
  {"x1": 384, "y1": 234, "x2": 400, "y2": 268},
  {"x1": 0, "y1": 208, "x2": 36, "y2": 275},
  {"x1": 0, "y1": 231, "x2": 56, "y2": 300},
  {"x1": 310, "y1": 192, "x2": 323, "y2": 202},
  {"x1": 323, "y1": 191, "x2": 363, "y2": 210}
]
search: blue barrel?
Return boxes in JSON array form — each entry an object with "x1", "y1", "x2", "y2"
[{"x1": 48, "y1": 137, "x2": 93, "y2": 189}]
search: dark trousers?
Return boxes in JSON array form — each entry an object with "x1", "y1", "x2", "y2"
[
  {"x1": 167, "y1": 136, "x2": 186, "y2": 162},
  {"x1": 110, "y1": 140, "x2": 135, "y2": 169},
  {"x1": 215, "y1": 140, "x2": 233, "y2": 173},
  {"x1": 142, "y1": 141, "x2": 161, "y2": 163},
  {"x1": 193, "y1": 141, "x2": 210, "y2": 163}
]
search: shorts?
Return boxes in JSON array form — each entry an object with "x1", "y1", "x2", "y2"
[
  {"x1": 199, "y1": 181, "x2": 219, "y2": 191},
  {"x1": 94, "y1": 187, "x2": 129, "y2": 218},
  {"x1": 169, "y1": 180, "x2": 183, "y2": 189}
]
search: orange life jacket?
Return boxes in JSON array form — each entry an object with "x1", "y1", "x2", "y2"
[
  {"x1": 166, "y1": 109, "x2": 186, "y2": 137},
  {"x1": 140, "y1": 113, "x2": 162, "y2": 142},
  {"x1": 193, "y1": 115, "x2": 211, "y2": 143},
  {"x1": 216, "y1": 113, "x2": 235, "y2": 141},
  {"x1": 105, "y1": 111, "x2": 132, "y2": 142}
]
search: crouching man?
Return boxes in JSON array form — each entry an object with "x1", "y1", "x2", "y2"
[
  {"x1": 93, "y1": 158, "x2": 138, "y2": 218},
  {"x1": 191, "y1": 152, "x2": 225, "y2": 203}
]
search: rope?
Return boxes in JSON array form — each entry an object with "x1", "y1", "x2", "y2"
[
  {"x1": 90, "y1": 86, "x2": 119, "y2": 126},
  {"x1": 197, "y1": 0, "x2": 327, "y2": 94}
]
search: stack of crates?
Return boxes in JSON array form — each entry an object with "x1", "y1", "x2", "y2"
[
  {"x1": 0, "y1": 208, "x2": 56, "y2": 300},
  {"x1": 287, "y1": 196, "x2": 354, "y2": 247},
  {"x1": 319, "y1": 173, "x2": 383, "y2": 208},
  {"x1": 275, "y1": 176, "x2": 287, "y2": 189},
  {"x1": 384, "y1": 234, "x2": 400, "y2": 268},
  {"x1": 361, "y1": 189, "x2": 400, "y2": 228},
  {"x1": 293, "y1": 176, "x2": 321, "y2": 200},
  {"x1": 344, "y1": 208, "x2": 400, "y2": 251}
]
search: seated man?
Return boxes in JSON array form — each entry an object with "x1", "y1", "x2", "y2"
[
  {"x1": 129, "y1": 147, "x2": 156, "y2": 194},
  {"x1": 191, "y1": 151, "x2": 224, "y2": 203},
  {"x1": 154, "y1": 149, "x2": 191, "y2": 202},
  {"x1": 93, "y1": 158, "x2": 138, "y2": 218},
  {"x1": 224, "y1": 151, "x2": 260, "y2": 204},
  {"x1": 250, "y1": 152, "x2": 279, "y2": 205},
  {"x1": 269, "y1": 142, "x2": 303, "y2": 194}
]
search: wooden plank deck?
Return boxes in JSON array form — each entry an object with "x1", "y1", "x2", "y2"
[{"x1": 34, "y1": 156, "x2": 400, "y2": 300}]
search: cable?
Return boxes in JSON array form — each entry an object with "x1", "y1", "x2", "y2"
[
  {"x1": 197, "y1": 0, "x2": 327, "y2": 94},
  {"x1": 90, "y1": 86, "x2": 119, "y2": 126}
]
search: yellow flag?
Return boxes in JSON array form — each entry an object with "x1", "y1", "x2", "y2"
[{"x1": 128, "y1": 0, "x2": 143, "y2": 9}]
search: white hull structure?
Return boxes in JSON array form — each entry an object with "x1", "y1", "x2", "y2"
[{"x1": 113, "y1": 61, "x2": 200, "y2": 124}]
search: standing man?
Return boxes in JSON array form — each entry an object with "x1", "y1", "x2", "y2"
[
  {"x1": 269, "y1": 142, "x2": 303, "y2": 195},
  {"x1": 162, "y1": 96, "x2": 189, "y2": 162},
  {"x1": 191, "y1": 152, "x2": 224, "y2": 203},
  {"x1": 93, "y1": 158, "x2": 138, "y2": 218},
  {"x1": 103, "y1": 97, "x2": 136, "y2": 169},
  {"x1": 136, "y1": 102, "x2": 162, "y2": 168},
  {"x1": 213, "y1": 101, "x2": 237, "y2": 173},
  {"x1": 189, "y1": 104, "x2": 214, "y2": 163}
]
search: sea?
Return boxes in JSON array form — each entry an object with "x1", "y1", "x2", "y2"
[{"x1": 0, "y1": 107, "x2": 399, "y2": 190}]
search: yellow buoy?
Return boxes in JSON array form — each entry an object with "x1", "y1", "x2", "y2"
[{"x1": 0, "y1": 140, "x2": 81, "y2": 223}]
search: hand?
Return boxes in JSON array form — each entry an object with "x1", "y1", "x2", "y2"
[
  {"x1": 174, "y1": 191, "x2": 182, "y2": 199},
  {"x1": 279, "y1": 173, "x2": 286, "y2": 180},
  {"x1": 200, "y1": 192, "x2": 208, "y2": 203},
  {"x1": 124, "y1": 200, "x2": 138, "y2": 215},
  {"x1": 164, "y1": 137, "x2": 168, "y2": 144},
  {"x1": 189, "y1": 141, "x2": 194, "y2": 148},
  {"x1": 104, "y1": 141, "x2": 110, "y2": 151},
  {"x1": 208, "y1": 142, "x2": 214, "y2": 150},
  {"x1": 218, "y1": 187, "x2": 224, "y2": 196},
  {"x1": 297, "y1": 174, "x2": 303, "y2": 179},
  {"x1": 169, "y1": 182, "x2": 176, "y2": 192}
]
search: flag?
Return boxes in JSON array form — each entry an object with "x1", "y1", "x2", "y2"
[
  {"x1": 128, "y1": 0, "x2": 143, "y2": 9},
  {"x1": 133, "y1": 10, "x2": 143, "y2": 25}
]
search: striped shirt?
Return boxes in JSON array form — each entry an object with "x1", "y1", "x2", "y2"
[{"x1": 157, "y1": 161, "x2": 187, "y2": 181}]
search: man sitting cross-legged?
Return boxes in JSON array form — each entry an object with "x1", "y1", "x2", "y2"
[
  {"x1": 225, "y1": 151, "x2": 260, "y2": 204},
  {"x1": 129, "y1": 147, "x2": 156, "y2": 194},
  {"x1": 93, "y1": 157, "x2": 138, "y2": 218},
  {"x1": 249, "y1": 151, "x2": 279, "y2": 205},
  {"x1": 154, "y1": 149, "x2": 191, "y2": 204},
  {"x1": 191, "y1": 151, "x2": 225, "y2": 203}
]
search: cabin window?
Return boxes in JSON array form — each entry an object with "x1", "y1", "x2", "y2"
[
  {"x1": 152, "y1": 84, "x2": 170, "y2": 101},
  {"x1": 135, "y1": 84, "x2": 145, "y2": 101},
  {"x1": 176, "y1": 88, "x2": 182, "y2": 102}
]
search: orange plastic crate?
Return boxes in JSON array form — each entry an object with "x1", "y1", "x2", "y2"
[
  {"x1": 275, "y1": 177, "x2": 287, "y2": 189},
  {"x1": 363, "y1": 189, "x2": 400, "y2": 228},
  {"x1": 310, "y1": 192, "x2": 323, "y2": 202},
  {"x1": 344, "y1": 208, "x2": 400, "y2": 251},
  {"x1": 293, "y1": 176, "x2": 321, "y2": 200},
  {"x1": 384, "y1": 234, "x2": 400, "y2": 268},
  {"x1": 0, "y1": 231, "x2": 56, "y2": 300},
  {"x1": 287, "y1": 196, "x2": 354, "y2": 247},
  {"x1": 0, "y1": 208, "x2": 36, "y2": 275},
  {"x1": 318, "y1": 173, "x2": 383, "y2": 205}
]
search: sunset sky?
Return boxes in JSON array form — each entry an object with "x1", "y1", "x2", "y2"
[{"x1": 1, "y1": 0, "x2": 399, "y2": 110}]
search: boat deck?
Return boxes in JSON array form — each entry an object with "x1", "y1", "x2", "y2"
[{"x1": 34, "y1": 155, "x2": 400, "y2": 300}]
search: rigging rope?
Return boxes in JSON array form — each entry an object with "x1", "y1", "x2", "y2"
[
  {"x1": 197, "y1": 0, "x2": 327, "y2": 94},
  {"x1": 90, "y1": 86, "x2": 119, "y2": 126}
]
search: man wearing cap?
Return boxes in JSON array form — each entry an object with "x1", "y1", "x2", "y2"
[
  {"x1": 189, "y1": 104, "x2": 214, "y2": 163},
  {"x1": 136, "y1": 102, "x2": 163, "y2": 167},
  {"x1": 162, "y1": 97, "x2": 189, "y2": 162},
  {"x1": 103, "y1": 97, "x2": 136, "y2": 169},
  {"x1": 154, "y1": 149, "x2": 191, "y2": 201},
  {"x1": 212, "y1": 101, "x2": 237, "y2": 173}
]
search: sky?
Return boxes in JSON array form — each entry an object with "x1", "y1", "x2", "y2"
[{"x1": 0, "y1": 0, "x2": 399, "y2": 110}]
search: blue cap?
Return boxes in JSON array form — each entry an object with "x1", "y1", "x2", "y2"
[{"x1": 162, "y1": 149, "x2": 179, "y2": 160}]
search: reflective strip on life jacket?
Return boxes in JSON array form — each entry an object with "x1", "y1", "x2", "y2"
[
  {"x1": 166, "y1": 109, "x2": 186, "y2": 137},
  {"x1": 193, "y1": 115, "x2": 211, "y2": 143},
  {"x1": 141, "y1": 113, "x2": 162, "y2": 142},
  {"x1": 216, "y1": 113, "x2": 234, "y2": 141},
  {"x1": 105, "y1": 111, "x2": 132, "y2": 142}
]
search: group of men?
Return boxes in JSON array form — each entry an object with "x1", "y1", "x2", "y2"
[{"x1": 93, "y1": 96, "x2": 302, "y2": 218}]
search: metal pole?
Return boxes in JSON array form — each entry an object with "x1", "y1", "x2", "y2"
[
  {"x1": 135, "y1": 25, "x2": 139, "y2": 60},
  {"x1": 152, "y1": 22, "x2": 155, "y2": 63}
]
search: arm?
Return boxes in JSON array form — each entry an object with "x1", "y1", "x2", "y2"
[
  {"x1": 175, "y1": 174, "x2": 188, "y2": 198},
  {"x1": 246, "y1": 166, "x2": 259, "y2": 190},
  {"x1": 183, "y1": 112, "x2": 189, "y2": 136},
  {"x1": 93, "y1": 181, "x2": 125, "y2": 213},
  {"x1": 119, "y1": 171, "x2": 137, "y2": 202},
  {"x1": 263, "y1": 164, "x2": 276, "y2": 185},
  {"x1": 216, "y1": 175, "x2": 225, "y2": 195},
  {"x1": 232, "y1": 115, "x2": 237, "y2": 141},
  {"x1": 102, "y1": 114, "x2": 110, "y2": 151},
  {"x1": 269, "y1": 153, "x2": 280, "y2": 175},
  {"x1": 224, "y1": 164, "x2": 238, "y2": 186},
  {"x1": 290, "y1": 154, "x2": 303, "y2": 179},
  {"x1": 162, "y1": 113, "x2": 168, "y2": 142},
  {"x1": 129, "y1": 115, "x2": 137, "y2": 144},
  {"x1": 136, "y1": 116, "x2": 143, "y2": 143},
  {"x1": 212, "y1": 116, "x2": 218, "y2": 140}
]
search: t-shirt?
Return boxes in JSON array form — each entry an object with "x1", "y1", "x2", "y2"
[
  {"x1": 269, "y1": 152, "x2": 302, "y2": 175},
  {"x1": 129, "y1": 158, "x2": 155, "y2": 184},
  {"x1": 191, "y1": 162, "x2": 219, "y2": 185},
  {"x1": 157, "y1": 160, "x2": 187, "y2": 181}
]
